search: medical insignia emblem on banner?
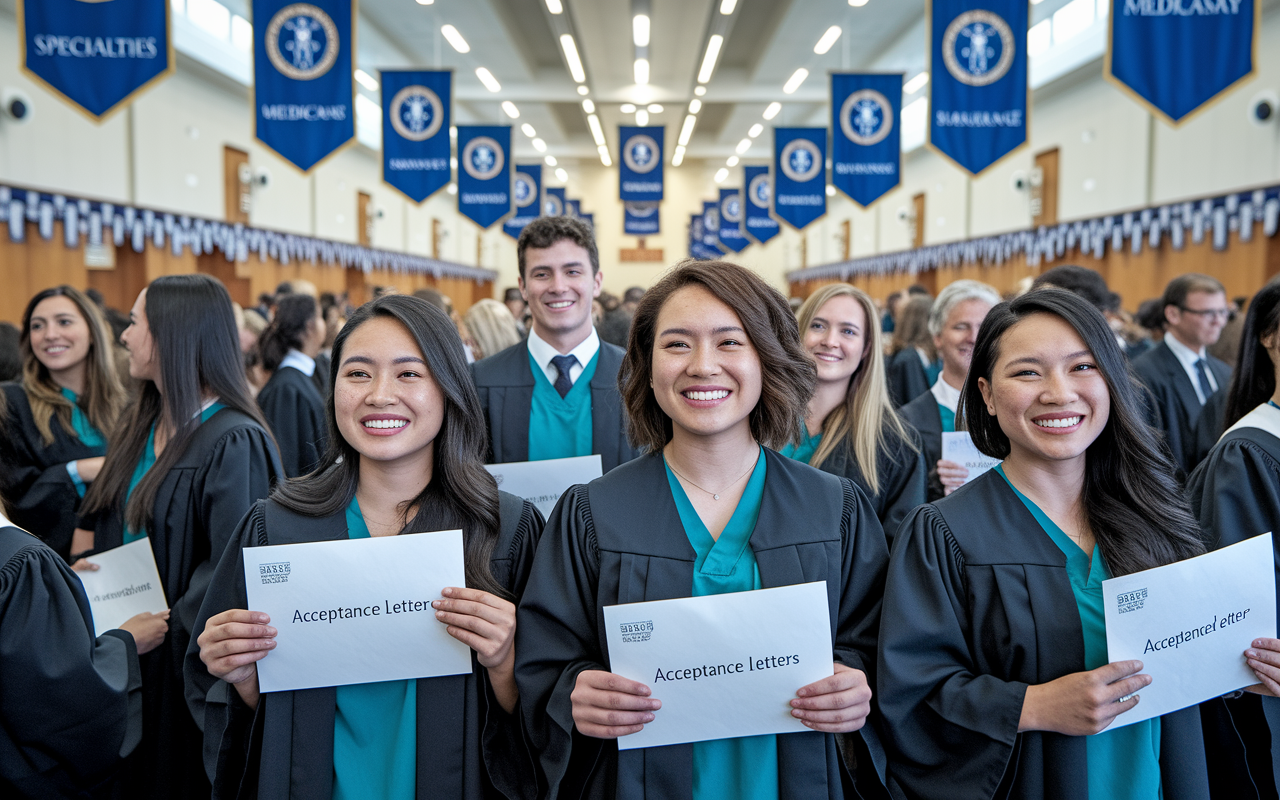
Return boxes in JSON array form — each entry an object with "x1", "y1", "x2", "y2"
[
  {"x1": 1107, "y1": 0, "x2": 1258, "y2": 126},
  {"x1": 624, "y1": 202, "x2": 660, "y2": 236},
  {"x1": 773, "y1": 128, "x2": 827, "y2": 230},
  {"x1": 456, "y1": 126, "x2": 511, "y2": 228},
  {"x1": 832, "y1": 73, "x2": 902, "y2": 207},
  {"x1": 19, "y1": 0, "x2": 174, "y2": 120},
  {"x1": 688, "y1": 213, "x2": 720, "y2": 260},
  {"x1": 717, "y1": 189, "x2": 749, "y2": 253},
  {"x1": 619, "y1": 126, "x2": 664, "y2": 201},
  {"x1": 565, "y1": 198, "x2": 582, "y2": 218},
  {"x1": 702, "y1": 200, "x2": 727, "y2": 254},
  {"x1": 929, "y1": 0, "x2": 1028, "y2": 175},
  {"x1": 253, "y1": 0, "x2": 355, "y2": 172},
  {"x1": 381, "y1": 70, "x2": 450, "y2": 203},
  {"x1": 503, "y1": 164, "x2": 542, "y2": 240},
  {"x1": 544, "y1": 187, "x2": 566, "y2": 217},
  {"x1": 742, "y1": 166, "x2": 780, "y2": 245}
]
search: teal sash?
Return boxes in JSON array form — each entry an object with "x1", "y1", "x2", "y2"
[{"x1": 779, "y1": 427, "x2": 821, "y2": 465}]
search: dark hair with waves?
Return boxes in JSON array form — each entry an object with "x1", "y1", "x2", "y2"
[
  {"x1": 1224, "y1": 279, "x2": 1280, "y2": 429},
  {"x1": 960, "y1": 288, "x2": 1205, "y2": 576},
  {"x1": 259, "y1": 294, "x2": 319, "y2": 372},
  {"x1": 271, "y1": 295, "x2": 507, "y2": 597}
]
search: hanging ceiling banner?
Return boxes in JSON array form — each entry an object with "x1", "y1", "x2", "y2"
[
  {"x1": 380, "y1": 70, "x2": 451, "y2": 203},
  {"x1": 565, "y1": 198, "x2": 582, "y2": 218},
  {"x1": 718, "y1": 189, "x2": 750, "y2": 253},
  {"x1": 689, "y1": 213, "x2": 720, "y2": 260},
  {"x1": 502, "y1": 163, "x2": 542, "y2": 240},
  {"x1": 928, "y1": 0, "x2": 1028, "y2": 176},
  {"x1": 253, "y1": 0, "x2": 355, "y2": 173},
  {"x1": 18, "y1": 0, "x2": 174, "y2": 121},
  {"x1": 618, "y1": 126, "x2": 664, "y2": 202},
  {"x1": 456, "y1": 125, "x2": 511, "y2": 229},
  {"x1": 702, "y1": 201, "x2": 728, "y2": 254},
  {"x1": 543, "y1": 187, "x2": 566, "y2": 217},
  {"x1": 579, "y1": 212, "x2": 594, "y2": 230},
  {"x1": 743, "y1": 165, "x2": 780, "y2": 245},
  {"x1": 624, "y1": 202, "x2": 660, "y2": 236},
  {"x1": 831, "y1": 72, "x2": 902, "y2": 208},
  {"x1": 772, "y1": 128, "x2": 827, "y2": 230},
  {"x1": 1106, "y1": 0, "x2": 1258, "y2": 126}
]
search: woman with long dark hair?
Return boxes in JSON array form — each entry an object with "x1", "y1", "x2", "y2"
[
  {"x1": 188, "y1": 295, "x2": 541, "y2": 799},
  {"x1": 0, "y1": 286, "x2": 125, "y2": 560},
  {"x1": 256, "y1": 293, "x2": 328, "y2": 477},
  {"x1": 75, "y1": 274, "x2": 283, "y2": 799},
  {"x1": 879, "y1": 289, "x2": 1211, "y2": 799},
  {"x1": 516, "y1": 260, "x2": 888, "y2": 799}
]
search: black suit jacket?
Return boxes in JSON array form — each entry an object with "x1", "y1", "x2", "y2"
[
  {"x1": 470, "y1": 338, "x2": 639, "y2": 472},
  {"x1": 899, "y1": 390, "x2": 945, "y2": 502},
  {"x1": 1131, "y1": 341, "x2": 1231, "y2": 476},
  {"x1": 885, "y1": 349, "x2": 929, "y2": 409}
]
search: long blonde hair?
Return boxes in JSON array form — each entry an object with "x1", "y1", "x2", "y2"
[
  {"x1": 465, "y1": 298, "x2": 522, "y2": 360},
  {"x1": 796, "y1": 284, "x2": 915, "y2": 494}
]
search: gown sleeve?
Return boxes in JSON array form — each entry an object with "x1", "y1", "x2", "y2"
[
  {"x1": 257, "y1": 378, "x2": 325, "y2": 479},
  {"x1": 834, "y1": 477, "x2": 890, "y2": 681},
  {"x1": 876, "y1": 504, "x2": 1027, "y2": 800},
  {"x1": 0, "y1": 413, "x2": 84, "y2": 560},
  {"x1": 876, "y1": 428, "x2": 928, "y2": 546},
  {"x1": 0, "y1": 532, "x2": 143, "y2": 794}
]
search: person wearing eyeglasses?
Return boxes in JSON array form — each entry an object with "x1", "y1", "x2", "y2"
[{"x1": 1131, "y1": 273, "x2": 1232, "y2": 476}]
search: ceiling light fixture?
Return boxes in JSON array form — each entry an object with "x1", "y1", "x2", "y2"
[
  {"x1": 783, "y1": 68, "x2": 809, "y2": 94},
  {"x1": 726, "y1": 155, "x2": 739, "y2": 166},
  {"x1": 447, "y1": 182, "x2": 457, "y2": 194},
  {"x1": 735, "y1": 138, "x2": 751, "y2": 154},
  {"x1": 502, "y1": 101, "x2": 520, "y2": 119},
  {"x1": 636, "y1": 109, "x2": 649, "y2": 126},
  {"x1": 450, "y1": 126, "x2": 457, "y2": 138},
  {"x1": 577, "y1": 85, "x2": 590, "y2": 95},
  {"x1": 532, "y1": 138, "x2": 548, "y2": 152},
  {"x1": 678, "y1": 114, "x2": 697, "y2": 146},
  {"x1": 634, "y1": 58, "x2": 649, "y2": 85},
  {"x1": 633, "y1": 15, "x2": 650, "y2": 47},
  {"x1": 545, "y1": 155, "x2": 557, "y2": 165},
  {"x1": 587, "y1": 114, "x2": 606, "y2": 146},
  {"x1": 694, "y1": 85, "x2": 706, "y2": 96},
  {"x1": 620, "y1": 103, "x2": 637, "y2": 113},
  {"x1": 814, "y1": 25, "x2": 842, "y2": 55},
  {"x1": 672, "y1": 145, "x2": 686, "y2": 166},
  {"x1": 748, "y1": 123, "x2": 763, "y2": 137},
  {"x1": 904, "y1": 72, "x2": 929, "y2": 94},
  {"x1": 415, "y1": 0, "x2": 433, "y2": 5},
  {"x1": 849, "y1": 0, "x2": 869, "y2": 6},
  {"x1": 697, "y1": 34, "x2": 724, "y2": 84},
  {"x1": 598, "y1": 145, "x2": 613, "y2": 166},
  {"x1": 688, "y1": 99, "x2": 702, "y2": 113},
  {"x1": 475, "y1": 67, "x2": 502, "y2": 92},
  {"x1": 354, "y1": 69, "x2": 379, "y2": 91},
  {"x1": 555, "y1": 167, "x2": 568, "y2": 182},
  {"x1": 582, "y1": 99, "x2": 595, "y2": 113},
  {"x1": 720, "y1": 0, "x2": 737, "y2": 12},
  {"x1": 545, "y1": 0, "x2": 563, "y2": 13},
  {"x1": 560, "y1": 34, "x2": 586, "y2": 83},
  {"x1": 647, "y1": 104, "x2": 663, "y2": 113},
  {"x1": 763, "y1": 101, "x2": 781, "y2": 119},
  {"x1": 826, "y1": 184, "x2": 837, "y2": 196},
  {"x1": 441, "y1": 24, "x2": 470, "y2": 53},
  {"x1": 714, "y1": 168, "x2": 728, "y2": 183},
  {"x1": 521, "y1": 123, "x2": 536, "y2": 137}
]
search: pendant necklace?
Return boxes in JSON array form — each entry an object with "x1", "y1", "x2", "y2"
[{"x1": 668, "y1": 452, "x2": 759, "y2": 501}]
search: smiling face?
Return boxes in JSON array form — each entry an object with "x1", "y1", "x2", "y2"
[
  {"x1": 936, "y1": 298, "x2": 994, "y2": 386},
  {"x1": 519, "y1": 239, "x2": 603, "y2": 345},
  {"x1": 120, "y1": 289, "x2": 160, "y2": 384},
  {"x1": 803, "y1": 294, "x2": 867, "y2": 389},
  {"x1": 650, "y1": 284, "x2": 763, "y2": 443},
  {"x1": 28, "y1": 295, "x2": 92, "y2": 383},
  {"x1": 978, "y1": 312, "x2": 1111, "y2": 473},
  {"x1": 1165, "y1": 289, "x2": 1229, "y2": 351},
  {"x1": 334, "y1": 316, "x2": 446, "y2": 472}
]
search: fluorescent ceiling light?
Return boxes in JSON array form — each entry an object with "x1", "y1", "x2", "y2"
[
  {"x1": 720, "y1": 0, "x2": 737, "y2": 12},
  {"x1": 763, "y1": 101, "x2": 781, "y2": 120},
  {"x1": 545, "y1": 155, "x2": 557, "y2": 166},
  {"x1": 814, "y1": 26, "x2": 842, "y2": 55},
  {"x1": 588, "y1": 114, "x2": 606, "y2": 146},
  {"x1": 735, "y1": 138, "x2": 751, "y2": 154},
  {"x1": 697, "y1": 35, "x2": 723, "y2": 84},
  {"x1": 714, "y1": 168, "x2": 728, "y2": 183},
  {"x1": 826, "y1": 184, "x2": 836, "y2": 196},
  {"x1": 678, "y1": 114, "x2": 697, "y2": 145},
  {"x1": 447, "y1": 182, "x2": 457, "y2": 194},
  {"x1": 577, "y1": 85, "x2": 590, "y2": 95},
  {"x1": 598, "y1": 145, "x2": 613, "y2": 166},
  {"x1": 694, "y1": 85, "x2": 706, "y2": 96},
  {"x1": 849, "y1": 0, "x2": 868, "y2": 6},
  {"x1": 545, "y1": 0, "x2": 563, "y2": 12},
  {"x1": 501, "y1": 101, "x2": 520, "y2": 119},
  {"x1": 354, "y1": 69, "x2": 379, "y2": 91},
  {"x1": 904, "y1": 72, "x2": 929, "y2": 94},
  {"x1": 582, "y1": 99, "x2": 595, "y2": 113},
  {"x1": 416, "y1": 0, "x2": 434, "y2": 4},
  {"x1": 633, "y1": 15, "x2": 650, "y2": 47},
  {"x1": 555, "y1": 168, "x2": 568, "y2": 182},
  {"x1": 672, "y1": 145, "x2": 686, "y2": 166},
  {"x1": 560, "y1": 35, "x2": 586, "y2": 83},
  {"x1": 521, "y1": 123, "x2": 536, "y2": 137},
  {"x1": 450, "y1": 126, "x2": 457, "y2": 138},
  {"x1": 748, "y1": 123, "x2": 763, "y2": 137},
  {"x1": 726, "y1": 155, "x2": 739, "y2": 166},
  {"x1": 636, "y1": 109, "x2": 649, "y2": 126},
  {"x1": 688, "y1": 99, "x2": 702, "y2": 113},
  {"x1": 634, "y1": 59, "x2": 649, "y2": 85},
  {"x1": 532, "y1": 138, "x2": 547, "y2": 152},
  {"x1": 450, "y1": 157, "x2": 457, "y2": 169},
  {"x1": 475, "y1": 67, "x2": 501, "y2": 92},
  {"x1": 620, "y1": 103, "x2": 636, "y2": 113},
  {"x1": 783, "y1": 68, "x2": 809, "y2": 94},
  {"x1": 647, "y1": 104, "x2": 663, "y2": 113},
  {"x1": 441, "y1": 24, "x2": 470, "y2": 53}
]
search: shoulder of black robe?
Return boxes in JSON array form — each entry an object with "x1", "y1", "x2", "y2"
[
  {"x1": 898, "y1": 391, "x2": 944, "y2": 501},
  {"x1": 885, "y1": 350, "x2": 929, "y2": 409},
  {"x1": 820, "y1": 424, "x2": 926, "y2": 547},
  {"x1": 186, "y1": 490, "x2": 544, "y2": 800},
  {"x1": 471, "y1": 341, "x2": 535, "y2": 465},
  {"x1": 515, "y1": 450, "x2": 890, "y2": 800},
  {"x1": 256, "y1": 367, "x2": 328, "y2": 479},
  {"x1": 0, "y1": 383, "x2": 104, "y2": 560},
  {"x1": 587, "y1": 342, "x2": 641, "y2": 472},
  {"x1": 0, "y1": 525, "x2": 142, "y2": 797},
  {"x1": 1189, "y1": 386, "x2": 1228, "y2": 470},
  {"x1": 1131, "y1": 343, "x2": 1202, "y2": 476}
]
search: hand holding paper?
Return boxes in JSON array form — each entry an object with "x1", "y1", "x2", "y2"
[
  {"x1": 1245, "y1": 637, "x2": 1280, "y2": 696},
  {"x1": 790, "y1": 662, "x2": 872, "y2": 733},
  {"x1": 571, "y1": 670, "x2": 661, "y2": 739}
]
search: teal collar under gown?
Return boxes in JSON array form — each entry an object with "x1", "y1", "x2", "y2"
[
  {"x1": 994, "y1": 465, "x2": 1162, "y2": 800},
  {"x1": 331, "y1": 496, "x2": 417, "y2": 800},
  {"x1": 122, "y1": 401, "x2": 225, "y2": 544},
  {"x1": 60, "y1": 387, "x2": 106, "y2": 497},
  {"x1": 663, "y1": 449, "x2": 781, "y2": 800},
  {"x1": 779, "y1": 426, "x2": 821, "y2": 465}
]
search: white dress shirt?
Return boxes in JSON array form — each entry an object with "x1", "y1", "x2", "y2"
[
  {"x1": 930, "y1": 375, "x2": 962, "y2": 414},
  {"x1": 1163, "y1": 332, "x2": 1217, "y2": 404},
  {"x1": 279, "y1": 349, "x2": 317, "y2": 377},
  {"x1": 526, "y1": 327, "x2": 600, "y2": 387}
]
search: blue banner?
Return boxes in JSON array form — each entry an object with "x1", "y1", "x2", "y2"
[
  {"x1": 619, "y1": 126, "x2": 664, "y2": 201},
  {"x1": 743, "y1": 165, "x2": 780, "y2": 245},
  {"x1": 565, "y1": 198, "x2": 582, "y2": 218},
  {"x1": 1107, "y1": 0, "x2": 1257, "y2": 125},
  {"x1": 579, "y1": 212, "x2": 594, "y2": 230},
  {"x1": 929, "y1": 0, "x2": 1028, "y2": 175},
  {"x1": 832, "y1": 73, "x2": 902, "y2": 207},
  {"x1": 20, "y1": 0, "x2": 173, "y2": 120},
  {"x1": 702, "y1": 201, "x2": 727, "y2": 255},
  {"x1": 456, "y1": 125, "x2": 511, "y2": 229},
  {"x1": 773, "y1": 128, "x2": 826, "y2": 230},
  {"x1": 380, "y1": 70, "x2": 450, "y2": 203},
  {"x1": 718, "y1": 189, "x2": 749, "y2": 253},
  {"x1": 689, "y1": 213, "x2": 721, "y2": 260},
  {"x1": 624, "y1": 202, "x2": 660, "y2": 235},
  {"x1": 502, "y1": 163, "x2": 542, "y2": 240},
  {"x1": 543, "y1": 187, "x2": 566, "y2": 217},
  {"x1": 253, "y1": 0, "x2": 354, "y2": 173}
]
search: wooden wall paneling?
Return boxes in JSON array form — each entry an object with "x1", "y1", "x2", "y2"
[
  {"x1": 345, "y1": 267, "x2": 367, "y2": 307},
  {"x1": 90, "y1": 243, "x2": 149, "y2": 314},
  {"x1": 224, "y1": 146, "x2": 251, "y2": 224},
  {"x1": 197, "y1": 253, "x2": 252, "y2": 307},
  {"x1": 911, "y1": 193, "x2": 925, "y2": 250},
  {"x1": 1032, "y1": 148, "x2": 1059, "y2": 227},
  {"x1": 0, "y1": 223, "x2": 34, "y2": 324},
  {"x1": 357, "y1": 191, "x2": 372, "y2": 247}
]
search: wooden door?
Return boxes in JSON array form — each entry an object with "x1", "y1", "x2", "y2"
[
  {"x1": 1032, "y1": 147, "x2": 1059, "y2": 227},
  {"x1": 911, "y1": 193, "x2": 925, "y2": 249},
  {"x1": 357, "y1": 191, "x2": 373, "y2": 247},
  {"x1": 840, "y1": 219, "x2": 851, "y2": 261},
  {"x1": 224, "y1": 146, "x2": 251, "y2": 224},
  {"x1": 431, "y1": 218, "x2": 441, "y2": 259}
]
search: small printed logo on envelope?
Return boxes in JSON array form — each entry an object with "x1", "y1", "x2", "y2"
[
  {"x1": 1117, "y1": 587, "x2": 1147, "y2": 614},
  {"x1": 259, "y1": 562, "x2": 291, "y2": 585},
  {"x1": 619, "y1": 620, "x2": 654, "y2": 643}
]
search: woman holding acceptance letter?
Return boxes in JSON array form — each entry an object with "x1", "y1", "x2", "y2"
[
  {"x1": 188, "y1": 295, "x2": 542, "y2": 800},
  {"x1": 515, "y1": 260, "x2": 889, "y2": 799},
  {"x1": 878, "y1": 289, "x2": 1212, "y2": 799}
]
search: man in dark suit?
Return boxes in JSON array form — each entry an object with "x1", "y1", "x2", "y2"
[
  {"x1": 471, "y1": 216, "x2": 638, "y2": 472},
  {"x1": 1131, "y1": 273, "x2": 1232, "y2": 476}
]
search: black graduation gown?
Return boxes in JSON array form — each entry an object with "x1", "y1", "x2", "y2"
[
  {"x1": 897, "y1": 391, "x2": 945, "y2": 502},
  {"x1": 884, "y1": 350, "x2": 929, "y2": 409},
  {"x1": 184, "y1": 490, "x2": 542, "y2": 800},
  {"x1": 1190, "y1": 387, "x2": 1228, "y2": 469},
  {"x1": 256, "y1": 366, "x2": 327, "y2": 478},
  {"x1": 1131, "y1": 343, "x2": 1231, "y2": 477},
  {"x1": 470, "y1": 339, "x2": 640, "y2": 472},
  {"x1": 0, "y1": 383, "x2": 107, "y2": 560},
  {"x1": 85, "y1": 407, "x2": 283, "y2": 800},
  {"x1": 515, "y1": 449, "x2": 890, "y2": 800},
  {"x1": 878, "y1": 472, "x2": 1211, "y2": 800},
  {"x1": 0, "y1": 524, "x2": 142, "y2": 798},
  {"x1": 1188, "y1": 424, "x2": 1280, "y2": 800},
  {"x1": 818, "y1": 427, "x2": 926, "y2": 545}
]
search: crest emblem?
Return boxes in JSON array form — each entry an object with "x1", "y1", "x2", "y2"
[
  {"x1": 942, "y1": 11, "x2": 1015, "y2": 87},
  {"x1": 748, "y1": 173, "x2": 772, "y2": 209},
  {"x1": 705, "y1": 207, "x2": 720, "y2": 231},
  {"x1": 623, "y1": 134, "x2": 660, "y2": 174},
  {"x1": 462, "y1": 137, "x2": 505, "y2": 181},
  {"x1": 780, "y1": 139, "x2": 822, "y2": 183},
  {"x1": 266, "y1": 3, "x2": 340, "y2": 81},
  {"x1": 389, "y1": 85, "x2": 444, "y2": 142},
  {"x1": 626, "y1": 202, "x2": 658, "y2": 218},
  {"x1": 544, "y1": 194, "x2": 563, "y2": 216},
  {"x1": 513, "y1": 172, "x2": 536, "y2": 208},
  {"x1": 840, "y1": 89, "x2": 893, "y2": 146},
  {"x1": 721, "y1": 194, "x2": 742, "y2": 223}
]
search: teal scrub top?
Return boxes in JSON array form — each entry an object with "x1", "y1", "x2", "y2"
[
  {"x1": 61, "y1": 388, "x2": 105, "y2": 497},
  {"x1": 995, "y1": 465, "x2": 1162, "y2": 800},
  {"x1": 123, "y1": 402, "x2": 225, "y2": 544},
  {"x1": 779, "y1": 427, "x2": 821, "y2": 465},
  {"x1": 938, "y1": 403, "x2": 956, "y2": 434},
  {"x1": 664, "y1": 450, "x2": 780, "y2": 800},
  {"x1": 527, "y1": 350, "x2": 598, "y2": 462},
  {"x1": 332, "y1": 496, "x2": 417, "y2": 800}
]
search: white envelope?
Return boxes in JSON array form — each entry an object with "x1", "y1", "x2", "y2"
[
  {"x1": 1102, "y1": 532, "x2": 1277, "y2": 728},
  {"x1": 941, "y1": 431, "x2": 1000, "y2": 486},
  {"x1": 484, "y1": 454, "x2": 603, "y2": 518},
  {"x1": 603, "y1": 581, "x2": 835, "y2": 750},
  {"x1": 76, "y1": 538, "x2": 168, "y2": 637},
  {"x1": 242, "y1": 531, "x2": 473, "y2": 693}
]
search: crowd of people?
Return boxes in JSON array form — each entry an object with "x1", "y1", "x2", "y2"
[{"x1": 2, "y1": 214, "x2": 1279, "y2": 800}]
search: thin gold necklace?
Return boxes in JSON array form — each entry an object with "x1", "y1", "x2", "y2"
[{"x1": 667, "y1": 452, "x2": 759, "y2": 501}]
